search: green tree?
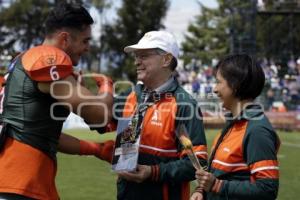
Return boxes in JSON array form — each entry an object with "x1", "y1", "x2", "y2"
[
  {"x1": 82, "y1": 0, "x2": 110, "y2": 72},
  {"x1": 182, "y1": 0, "x2": 256, "y2": 66},
  {"x1": 0, "y1": 0, "x2": 53, "y2": 54},
  {"x1": 0, "y1": 0, "x2": 110, "y2": 72},
  {"x1": 256, "y1": 1, "x2": 300, "y2": 63},
  {"x1": 181, "y1": 3, "x2": 229, "y2": 67},
  {"x1": 182, "y1": 0, "x2": 300, "y2": 67},
  {"x1": 101, "y1": 0, "x2": 170, "y2": 81}
]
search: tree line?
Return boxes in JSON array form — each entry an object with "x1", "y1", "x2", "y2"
[{"x1": 1, "y1": 0, "x2": 299, "y2": 81}]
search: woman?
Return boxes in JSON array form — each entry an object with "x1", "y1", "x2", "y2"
[{"x1": 191, "y1": 54, "x2": 280, "y2": 200}]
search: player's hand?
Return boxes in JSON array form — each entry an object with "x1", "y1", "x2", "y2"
[
  {"x1": 92, "y1": 73, "x2": 113, "y2": 95},
  {"x1": 195, "y1": 169, "x2": 216, "y2": 192},
  {"x1": 95, "y1": 140, "x2": 115, "y2": 163},
  {"x1": 118, "y1": 165, "x2": 152, "y2": 183}
]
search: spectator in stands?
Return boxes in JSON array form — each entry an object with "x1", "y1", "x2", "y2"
[
  {"x1": 204, "y1": 80, "x2": 213, "y2": 98},
  {"x1": 287, "y1": 77, "x2": 300, "y2": 109},
  {"x1": 266, "y1": 88, "x2": 275, "y2": 110},
  {"x1": 192, "y1": 76, "x2": 200, "y2": 96}
]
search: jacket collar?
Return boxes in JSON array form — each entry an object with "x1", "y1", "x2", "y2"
[
  {"x1": 135, "y1": 76, "x2": 179, "y2": 103},
  {"x1": 224, "y1": 103, "x2": 264, "y2": 122}
]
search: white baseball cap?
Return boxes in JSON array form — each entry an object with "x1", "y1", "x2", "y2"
[{"x1": 124, "y1": 31, "x2": 179, "y2": 60}]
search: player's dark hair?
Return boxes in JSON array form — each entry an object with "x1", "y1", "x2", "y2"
[
  {"x1": 215, "y1": 53, "x2": 265, "y2": 100},
  {"x1": 44, "y1": 2, "x2": 94, "y2": 35}
]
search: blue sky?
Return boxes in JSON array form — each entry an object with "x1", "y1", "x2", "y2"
[
  {"x1": 2, "y1": 0, "x2": 218, "y2": 47},
  {"x1": 164, "y1": 0, "x2": 218, "y2": 43},
  {"x1": 90, "y1": 0, "x2": 218, "y2": 44}
]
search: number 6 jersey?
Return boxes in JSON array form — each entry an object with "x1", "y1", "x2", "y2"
[{"x1": 2, "y1": 45, "x2": 73, "y2": 159}]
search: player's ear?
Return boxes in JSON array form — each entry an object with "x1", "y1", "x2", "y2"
[{"x1": 57, "y1": 31, "x2": 70, "y2": 48}]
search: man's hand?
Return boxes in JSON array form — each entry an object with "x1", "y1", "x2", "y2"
[
  {"x1": 190, "y1": 191, "x2": 203, "y2": 200},
  {"x1": 118, "y1": 165, "x2": 152, "y2": 183},
  {"x1": 195, "y1": 169, "x2": 216, "y2": 192}
]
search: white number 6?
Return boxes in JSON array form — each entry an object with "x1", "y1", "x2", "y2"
[{"x1": 50, "y1": 66, "x2": 60, "y2": 81}]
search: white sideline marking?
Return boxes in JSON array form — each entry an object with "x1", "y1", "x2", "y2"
[
  {"x1": 277, "y1": 154, "x2": 285, "y2": 158},
  {"x1": 282, "y1": 142, "x2": 300, "y2": 148}
]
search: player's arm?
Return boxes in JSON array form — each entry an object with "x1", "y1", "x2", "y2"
[
  {"x1": 38, "y1": 74, "x2": 113, "y2": 126},
  {"x1": 58, "y1": 132, "x2": 114, "y2": 163}
]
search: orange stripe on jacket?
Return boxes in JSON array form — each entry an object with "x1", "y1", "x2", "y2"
[
  {"x1": 139, "y1": 145, "x2": 179, "y2": 157},
  {"x1": 181, "y1": 145, "x2": 207, "y2": 160},
  {"x1": 211, "y1": 159, "x2": 249, "y2": 172},
  {"x1": 250, "y1": 160, "x2": 279, "y2": 180}
]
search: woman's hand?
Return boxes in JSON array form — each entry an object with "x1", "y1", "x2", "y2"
[
  {"x1": 190, "y1": 191, "x2": 203, "y2": 200},
  {"x1": 195, "y1": 169, "x2": 216, "y2": 192}
]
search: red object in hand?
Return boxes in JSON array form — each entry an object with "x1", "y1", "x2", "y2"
[
  {"x1": 105, "y1": 122, "x2": 117, "y2": 132},
  {"x1": 95, "y1": 140, "x2": 115, "y2": 163},
  {"x1": 92, "y1": 73, "x2": 113, "y2": 95},
  {"x1": 79, "y1": 140, "x2": 115, "y2": 163}
]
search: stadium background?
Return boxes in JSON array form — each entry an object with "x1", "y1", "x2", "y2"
[{"x1": 1, "y1": 0, "x2": 300, "y2": 199}]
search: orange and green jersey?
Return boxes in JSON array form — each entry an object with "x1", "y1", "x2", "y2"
[
  {"x1": 114, "y1": 78, "x2": 207, "y2": 200},
  {"x1": 207, "y1": 104, "x2": 280, "y2": 200},
  {"x1": 0, "y1": 45, "x2": 73, "y2": 199}
]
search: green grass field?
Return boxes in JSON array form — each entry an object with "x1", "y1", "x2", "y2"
[{"x1": 56, "y1": 129, "x2": 300, "y2": 200}]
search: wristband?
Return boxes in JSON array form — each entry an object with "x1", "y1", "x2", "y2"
[
  {"x1": 93, "y1": 74, "x2": 113, "y2": 95},
  {"x1": 79, "y1": 140, "x2": 99, "y2": 155},
  {"x1": 210, "y1": 178, "x2": 223, "y2": 193},
  {"x1": 150, "y1": 165, "x2": 160, "y2": 181}
]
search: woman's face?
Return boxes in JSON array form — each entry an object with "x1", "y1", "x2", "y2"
[{"x1": 213, "y1": 70, "x2": 237, "y2": 111}]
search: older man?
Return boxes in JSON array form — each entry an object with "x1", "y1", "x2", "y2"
[{"x1": 113, "y1": 31, "x2": 208, "y2": 200}]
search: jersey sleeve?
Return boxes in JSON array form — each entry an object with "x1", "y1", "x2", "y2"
[{"x1": 21, "y1": 45, "x2": 73, "y2": 82}]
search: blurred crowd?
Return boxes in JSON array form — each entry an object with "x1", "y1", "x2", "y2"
[
  {"x1": 261, "y1": 58, "x2": 300, "y2": 111},
  {"x1": 175, "y1": 57, "x2": 300, "y2": 112},
  {"x1": 175, "y1": 65, "x2": 215, "y2": 99}
]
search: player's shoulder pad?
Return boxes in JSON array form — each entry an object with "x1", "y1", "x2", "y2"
[{"x1": 21, "y1": 45, "x2": 73, "y2": 82}]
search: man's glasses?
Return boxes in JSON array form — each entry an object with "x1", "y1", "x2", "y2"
[{"x1": 132, "y1": 49, "x2": 167, "y2": 60}]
